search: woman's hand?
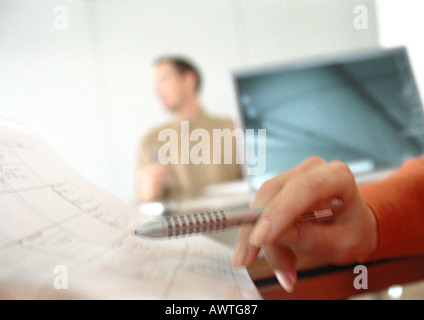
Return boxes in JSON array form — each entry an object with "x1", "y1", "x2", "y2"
[{"x1": 232, "y1": 157, "x2": 377, "y2": 292}]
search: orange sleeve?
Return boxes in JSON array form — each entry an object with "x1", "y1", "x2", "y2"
[{"x1": 358, "y1": 155, "x2": 424, "y2": 262}]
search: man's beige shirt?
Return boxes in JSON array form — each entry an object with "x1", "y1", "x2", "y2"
[{"x1": 138, "y1": 111, "x2": 243, "y2": 200}]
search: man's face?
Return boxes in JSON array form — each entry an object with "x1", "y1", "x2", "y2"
[{"x1": 153, "y1": 62, "x2": 188, "y2": 111}]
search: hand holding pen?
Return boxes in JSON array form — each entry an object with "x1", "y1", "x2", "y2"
[
  {"x1": 134, "y1": 197, "x2": 342, "y2": 238},
  {"x1": 232, "y1": 157, "x2": 378, "y2": 293}
]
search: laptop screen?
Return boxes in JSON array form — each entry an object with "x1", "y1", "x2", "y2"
[{"x1": 233, "y1": 47, "x2": 424, "y2": 190}]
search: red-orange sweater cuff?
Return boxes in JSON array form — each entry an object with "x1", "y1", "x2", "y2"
[{"x1": 358, "y1": 156, "x2": 424, "y2": 263}]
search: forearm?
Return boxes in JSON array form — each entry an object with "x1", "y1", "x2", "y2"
[{"x1": 359, "y1": 156, "x2": 424, "y2": 262}]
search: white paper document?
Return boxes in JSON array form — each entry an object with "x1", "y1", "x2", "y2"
[{"x1": 0, "y1": 123, "x2": 261, "y2": 300}]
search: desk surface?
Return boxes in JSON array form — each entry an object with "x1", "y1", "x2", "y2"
[
  {"x1": 247, "y1": 253, "x2": 424, "y2": 299},
  {"x1": 146, "y1": 187, "x2": 424, "y2": 300}
]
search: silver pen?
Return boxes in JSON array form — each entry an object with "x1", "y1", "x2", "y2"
[{"x1": 134, "y1": 197, "x2": 343, "y2": 239}]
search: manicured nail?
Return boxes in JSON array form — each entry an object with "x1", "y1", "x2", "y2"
[
  {"x1": 249, "y1": 217, "x2": 271, "y2": 248},
  {"x1": 232, "y1": 240, "x2": 248, "y2": 268},
  {"x1": 275, "y1": 271, "x2": 295, "y2": 293}
]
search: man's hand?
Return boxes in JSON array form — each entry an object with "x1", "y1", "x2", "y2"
[
  {"x1": 232, "y1": 157, "x2": 377, "y2": 292},
  {"x1": 136, "y1": 164, "x2": 172, "y2": 202}
]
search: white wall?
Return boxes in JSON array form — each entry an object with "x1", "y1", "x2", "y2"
[
  {"x1": 375, "y1": 0, "x2": 424, "y2": 103},
  {"x1": 0, "y1": 0, "x2": 378, "y2": 202}
]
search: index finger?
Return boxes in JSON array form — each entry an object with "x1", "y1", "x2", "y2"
[
  {"x1": 248, "y1": 160, "x2": 356, "y2": 248},
  {"x1": 232, "y1": 156, "x2": 326, "y2": 267},
  {"x1": 237, "y1": 157, "x2": 326, "y2": 242},
  {"x1": 252, "y1": 156, "x2": 327, "y2": 207}
]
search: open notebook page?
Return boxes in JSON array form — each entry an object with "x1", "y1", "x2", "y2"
[{"x1": 0, "y1": 122, "x2": 260, "y2": 300}]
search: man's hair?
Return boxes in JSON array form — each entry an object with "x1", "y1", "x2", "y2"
[{"x1": 154, "y1": 56, "x2": 202, "y2": 92}]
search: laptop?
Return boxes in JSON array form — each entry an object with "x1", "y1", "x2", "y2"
[{"x1": 232, "y1": 47, "x2": 424, "y2": 192}]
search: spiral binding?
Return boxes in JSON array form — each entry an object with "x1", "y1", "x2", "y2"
[{"x1": 165, "y1": 210, "x2": 227, "y2": 237}]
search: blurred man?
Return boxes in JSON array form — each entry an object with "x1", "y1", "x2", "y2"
[{"x1": 136, "y1": 56, "x2": 242, "y2": 202}]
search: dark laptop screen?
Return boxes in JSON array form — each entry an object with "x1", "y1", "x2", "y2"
[{"x1": 233, "y1": 47, "x2": 424, "y2": 190}]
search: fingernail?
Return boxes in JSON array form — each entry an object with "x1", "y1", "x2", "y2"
[
  {"x1": 232, "y1": 240, "x2": 248, "y2": 268},
  {"x1": 275, "y1": 271, "x2": 295, "y2": 293},
  {"x1": 249, "y1": 217, "x2": 271, "y2": 248}
]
